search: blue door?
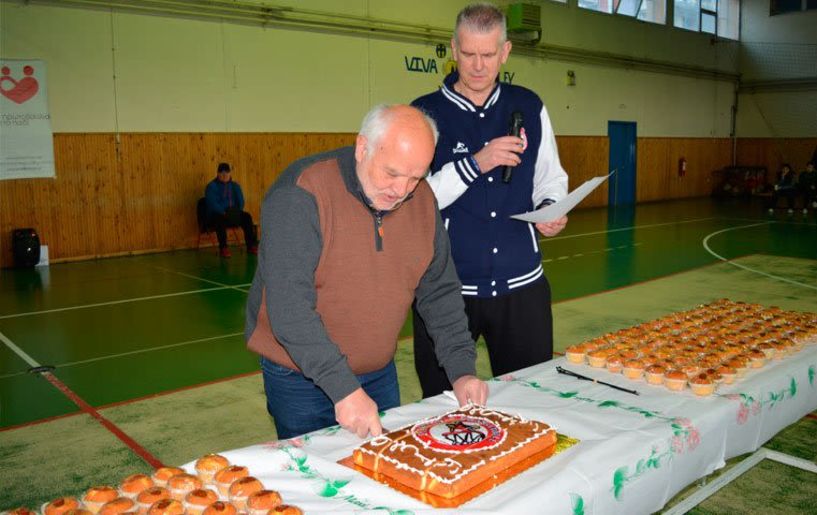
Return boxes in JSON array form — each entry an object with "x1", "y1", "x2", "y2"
[{"x1": 608, "y1": 121, "x2": 637, "y2": 206}]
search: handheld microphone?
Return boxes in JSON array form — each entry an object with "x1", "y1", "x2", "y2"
[{"x1": 503, "y1": 111, "x2": 524, "y2": 184}]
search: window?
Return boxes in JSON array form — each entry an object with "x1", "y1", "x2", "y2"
[
  {"x1": 674, "y1": 0, "x2": 739, "y2": 39},
  {"x1": 578, "y1": 0, "x2": 667, "y2": 24}
]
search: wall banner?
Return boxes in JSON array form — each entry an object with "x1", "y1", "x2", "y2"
[{"x1": 0, "y1": 59, "x2": 55, "y2": 180}]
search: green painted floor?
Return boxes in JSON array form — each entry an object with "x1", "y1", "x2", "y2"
[{"x1": 1, "y1": 197, "x2": 816, "y2": 511}]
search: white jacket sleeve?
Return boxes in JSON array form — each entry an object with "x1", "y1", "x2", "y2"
[
  {"x1": 532, "y1": 105, "x2": 568, "y2": 207},
  {"x1": 426, "y1": 156, "x2": 480, "y2": 210}
]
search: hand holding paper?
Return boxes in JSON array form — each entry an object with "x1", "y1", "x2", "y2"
[{"x1": 512, "y1": 172, "x2": 613, "y2": 223}]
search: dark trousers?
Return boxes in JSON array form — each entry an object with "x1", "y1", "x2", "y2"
[
  {"x1": 766, "y1": 189, "x2": 797, "y2": 209},
  {"x1": 207, "y1": 210, "x2": 257, "y2": 249},
  {"x1": 412, "y1": 278, "x2": 553, "y2": 399}
]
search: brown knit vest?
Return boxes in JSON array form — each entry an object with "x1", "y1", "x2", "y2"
[{"x1": 247, "y1": 156, "x2": 436, "y2": 374}]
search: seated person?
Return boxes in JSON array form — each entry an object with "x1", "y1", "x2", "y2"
[
  {"x1": 767, "y1": 163, "x2": 798, "y2": 214},
  {"x1": 799, "y1": 162, "x2": 816, "y2": 211},
  {"x1": 204, "y1": 162, "x2": 258, "y2": 257}
]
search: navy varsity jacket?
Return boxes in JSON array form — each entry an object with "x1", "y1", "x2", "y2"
[{"x1": 412, "y1": 71, "x2": 568, "y2": 299}]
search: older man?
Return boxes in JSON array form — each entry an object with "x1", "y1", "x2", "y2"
[
  {"x1": 245, "y1": 105, "x2": 488, "y2": 439},
  {"x1": 411, "y1": 3, "x2": 569, "y2": 398}
]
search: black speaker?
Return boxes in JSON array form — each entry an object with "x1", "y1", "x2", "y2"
[{"x1": 12, "y1": 228, "x2": 41, "y2": 268}]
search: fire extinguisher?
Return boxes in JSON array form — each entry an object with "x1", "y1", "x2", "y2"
[{"x1": 678, "y1": 157, "x2": 687, "y2": 177}]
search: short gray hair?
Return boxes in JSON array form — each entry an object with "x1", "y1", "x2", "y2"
[
  {"x1": 454, "y1": 3, "x2": 507, "y2": 45},
  {"x1": 359, "y1": 104, "x2": 439, "y2": 153}
]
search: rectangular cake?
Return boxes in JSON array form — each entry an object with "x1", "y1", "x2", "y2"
[{"x1": 352, "y1": 405, "x2": 557, "y2": 499}]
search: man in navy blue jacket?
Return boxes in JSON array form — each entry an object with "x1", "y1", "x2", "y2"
[
  {"x1": 205, "y1": 162, "x2": 258, "y2": 258},
  {"x1": 411, "y1": 2, "x2": 569, "y2": 397}
]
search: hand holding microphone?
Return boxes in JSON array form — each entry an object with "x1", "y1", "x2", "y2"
[{"x1": 472, "y1": 111, "x2": 525, "y2": 181}]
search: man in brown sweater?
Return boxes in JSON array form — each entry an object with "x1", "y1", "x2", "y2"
[{"x1": 246, "y1": 105, "x2": 488, "y2": 439}]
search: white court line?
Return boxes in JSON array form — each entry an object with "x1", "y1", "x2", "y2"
[
  {"x1": 0, "y1": 330, "x2": 41, "y2": 368},
  {"x1": 539, "y1": 217, "x2": 716, "y2": 242},
  {"x1": 702, "y1": 222, "x2": 817, "y2": 291},
  {"x1": 153, "y1": 266, "x2": 250, "y2": 293},
  {"x1": 56, "y1": 332, "x2": 245, "y2": 369},
  {"x1": 0, "y1": 283, "x2": 252, "y2": 320}
]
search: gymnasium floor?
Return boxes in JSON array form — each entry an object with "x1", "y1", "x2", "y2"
[{"x1": 2, "y1": 196, "x2": 817, "y2": 512}]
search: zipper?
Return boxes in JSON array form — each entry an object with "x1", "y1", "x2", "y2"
[{"x1": 374, "y1": 211, "x2": 384, "y2": 252}]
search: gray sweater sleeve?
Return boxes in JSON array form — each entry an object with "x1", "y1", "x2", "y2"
[
  {"x1": 414, "y1": 208, "x2": 477, "y2": 383},
  {"x1": 257, "y1": 183, "x2": 360, "y2": 404}
]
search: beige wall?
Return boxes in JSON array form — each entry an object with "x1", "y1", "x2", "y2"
[{"x1": 2, "y1": 0, "x2": 738, "y2": 138}]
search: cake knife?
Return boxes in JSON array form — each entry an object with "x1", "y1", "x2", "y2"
[{"x1": 556, "y1": 366, "x2": 639, "y2": 396}]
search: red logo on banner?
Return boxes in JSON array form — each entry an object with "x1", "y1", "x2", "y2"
[{"x1": 0, "y1": 65, "x2": 40, "y2": 104}]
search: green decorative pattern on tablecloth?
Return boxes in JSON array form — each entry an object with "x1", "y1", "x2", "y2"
[{"x1": 718, "y1": 363, "x2": 816, "y2": 424}]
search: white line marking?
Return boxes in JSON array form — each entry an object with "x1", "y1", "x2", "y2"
[
  {"x1": 154, "y1": 266, "x2": 250, "y2": 293},
  {"x1": 539, "y1": 217, "x2": 716, "y2": 242},
  {"x1": 0, "y1": 284, "x2": 252, "y2": 320},
  {"x1": 702, "y1": 222, "x2": 817, "y2": 291},
  {"x1": 0, "y1": 330, "x2": 41, "y2": 368},
  {"x1": 0, "y1": 370, "x2": 27, "y2": 380},
  {"x1": 55, "y1": 332, "x2": 245, "y2": 369}
]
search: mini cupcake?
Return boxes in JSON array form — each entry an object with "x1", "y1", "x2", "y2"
[
  {"x1": 83, "y1": 487, "x2": 119, "y2": 514},
  {"x1": 564, "y1": 344, "x2": 587, "y2": 364},
  {"x1": 664, "y1": 369, "x2": 687, "y2": 391},
  {"x1": 214, "y1": 465, "x2": 249, "y2": 497},
  {"x1": 268, "y1": 506, "x2": 303, "y2": 515},
  {"x1": 183, "y1": 489, "x2": 218, "y2": 515},
  {"x1": 63, "y1": 510, "x2": 93, "y2": 515},
  {"x1": 43, "y1": 497, "x2": 81, "y2": 515},
  {"x1": 622, "y1": 359, "x2": 645, "y2": 380},
  {"x1": 680, "y1": 363, "x2": 701, "y2": 379},
  {"x1": 98, "y1": 497, "x2": 136, "y2": 515},
  {"x1": 151, "y1": 468, "x2": 185, "y2": 488},
  {"x1": 644, "y1": 364, "x2": 666, "y2": 385},
  {"x1": 195, "y1": 454, "x2": 230, "y2": 484},
  {"x1": 136, "y1": 487, "x2": 171, "y2": 515},
  {"x1": 689, "y1": 373, "x2": 716, "y2": 396},
  {"x1": 6, "y1": 509, "x2": 38, "y2": 515},
  {"x1": 748, "y1": 349, "x2": 766, "y2": 368},
  {"x1": 166, "y1": 473, "x2": 203, "y2": 502},
  {"x1": 245, "y1": 490, "x2": 282, "y2": 515},
  {"x1": 605, "y1": 354, "x2": 624, "y2": 374},
  {"x1": 120, "y1": 474, "x2": 154, "y2": 499},
  {"x1": 754, "y1": 342, "x2": 775, "y2": 360},
  {"x1": 201, "y1": 502, "x2": 237, "y2": 515},
  {"x1": 228, "y1": 477, "x2": 264, "y2": 511},
  {"x1": 146, "y1": 499, "x2": 184, "y2": 515},
  {"x1": 716, "y1": 364, "x2": 737, "y2": 384},
  {"x1": 586, "y1": 349, "x2": 609, "y2": 368}
]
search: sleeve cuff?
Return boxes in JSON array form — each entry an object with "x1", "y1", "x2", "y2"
[
  {"x1": 453, "y1": 156, "x2": 480, "y2": 186},
  {"x1": 316, "y1": 367, "x2": 361, "y2": 405},
  {"x1": 444, "y1": 360, "x2": 477, "y2": 386}
]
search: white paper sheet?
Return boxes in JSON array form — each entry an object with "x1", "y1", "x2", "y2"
[{"x1": 512, "y1": 172, "x2": 612, "y2": 223}]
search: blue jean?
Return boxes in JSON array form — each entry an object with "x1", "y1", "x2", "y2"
[{"x1": 260, "y1": 357, "x2": 400, "y2": 440}]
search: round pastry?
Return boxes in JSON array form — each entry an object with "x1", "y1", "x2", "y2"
[
  {"x1": 716, "y1": 364, "x2": 737, "y2": 384},
  {"x1": 201, "y1": 502, "x2": 237, "y2": 515},
  {"x1": 680, "y1": 363, "x2": 700, "y2": 379},
  {"x1": 214, "y1": 465, "x2": 249, "y2": 497},
  {"x1": 586, "y1": 349, "x2": 609, "y2": 368},
  {"x1": 644, "y1": 364, "x2": 666, "y2": 385},
  {"x1": 605, "y1": 354, "x2": 624, "y2": 374},
  {"x1": 97, "y1": 497, "x2": 136, "y2": 515},
  {"x1": 62, "y1": 510, "x2": 93, "y2": 515},
  {"x1": 183, "y1": 489, "x2": 219, "y2": 515},
  {"x1": 622, "y1": 359, "x2": 645, "y2": 380},
  {"x1": 689, "y1": 373, "x2": 716, "y2": 396},
  {"x1": 228, "y1": 477, "x2": 264, "y2": 511},
  {"x1": 83, "y1": 487, "x2": 119, "y2": 514},
  {"x1": 119, "y1": 474, "x2": 154, "y2": 499},
  {"x1": 136, "y1": 487, "x2": 171, "y2": 514},
  {"x1": 267, "y1": 504, "x2": 303, "y2": 515},
  {"x1": 166, "y1": 473, "x2": 203, "y2": 501},
  {"x1": 42, "y1": 497, "x2": 81, "y2": 515},
  {"x1": 150, "y1": 467, "x2": 185, "y2": 488},
  {"x1": 564, "y1": 344, "x2": 587, "y2": 364},
  {"x1": 195, "y1": 454, "x2": 230, "y2": 484},
  {"x1": 245, "y1": 490, "x2": 282, "y2": 515},
  {"x1": 754, "y1": 342, "x2": 775, "y2": 359},
  {"x1": 748, "y1": 349, "x2": 766, "y2": 368},
  {"x1": 664, "y1": 369, "x2": 687, "y2": 391},
  {"x1": 5, "y1": 509, "x2": 38, "y2": 515},
  {"x1": 146, "y1": 499, "x2": 184, "y2": 515}
]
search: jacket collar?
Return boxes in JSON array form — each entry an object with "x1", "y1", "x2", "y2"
[{"x1": 441, "y1": 71, "x2": 502, "y2": 112}]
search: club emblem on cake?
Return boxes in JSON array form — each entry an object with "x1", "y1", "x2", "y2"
[{"x1": 412, "y1": 413, "x2": 506, "y2": 452}]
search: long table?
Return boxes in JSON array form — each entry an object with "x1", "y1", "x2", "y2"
[{"x1": 184, "y1": 344, "x2": 817, "y2": 514}]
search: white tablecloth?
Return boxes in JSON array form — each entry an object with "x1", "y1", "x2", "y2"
[{"x1": 184, "y1": 345, "x2": 817, "y2": 514}]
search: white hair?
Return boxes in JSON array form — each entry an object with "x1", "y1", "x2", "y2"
[
  {"x1": 359, "y1": 104, "x2": 439, "y2": 153},
  {"x1": 454, "y1": 2, "x2": 507, "y2": 45}
]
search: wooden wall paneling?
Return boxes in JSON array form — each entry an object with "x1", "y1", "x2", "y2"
[{"x1": 555, "y1": 136, "x2": 609, "y2": 208}]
